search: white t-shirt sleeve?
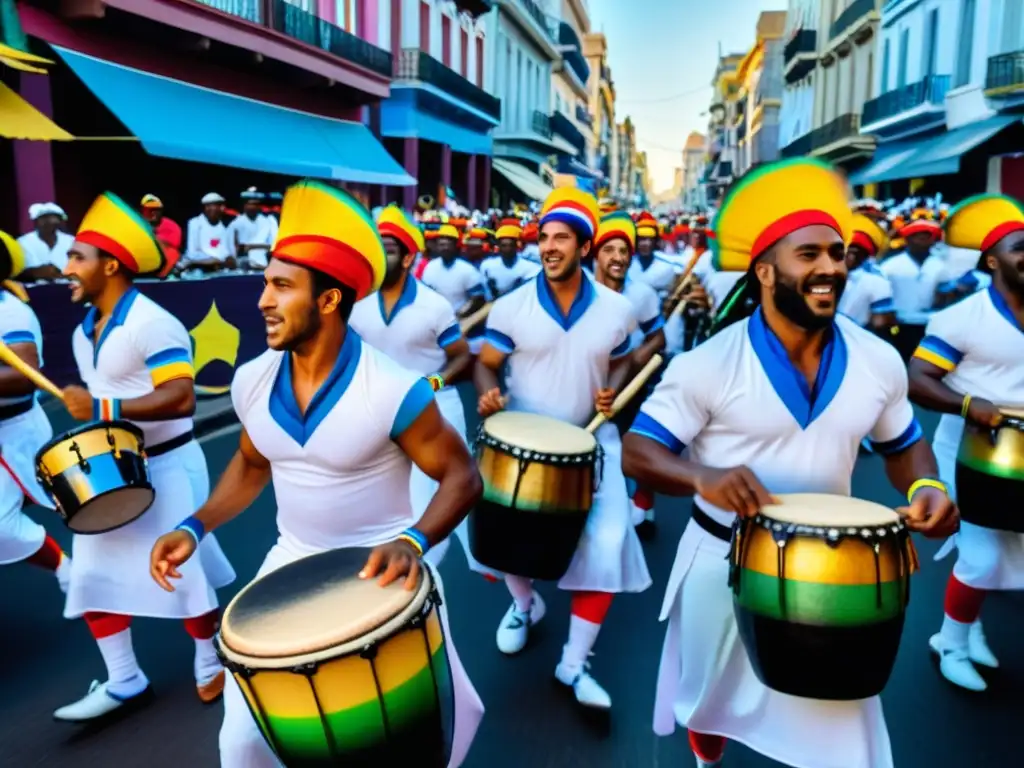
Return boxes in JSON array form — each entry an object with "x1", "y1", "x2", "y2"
[
  {"x1": 0, "y1": 300, "x2": 40, "y2": 348},
  {"x1": 135, "y1": 313, "x2": 195, "y2": 387},
  {"x1": 868, "y1": 274, "x2": 895, "y2": 315},
  {"x1": 483, "y1": 293, "x2": 518, "y2": 354},
  {"x1": 868, "y1": 345, "x2": 924, "y2": 454},
  {"x1": 465, "y1": 263, "x2": 486, "y2": 298},
  {"x1": 434, "y1": 296, "x2": 462, "y2": 350},
  {"x1": 630, "y1": 350, "x2": 710, "y2": 453},
  {"x1": 370, "y1": 353, "x2": 435, "y2": 441},
  {"x1": 636, "y1": 283, "x2": 665, "y2": 337},
  {"x1": 609, "y1": 295, "x2": 638, "y2": 360},
  {"x1": 914, "y1": 300, "x2": 970, "y2": 372}
]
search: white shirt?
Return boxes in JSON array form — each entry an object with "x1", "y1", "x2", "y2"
[
  {"x1": 0, "y1": 292, "x2": 43, "y2": 409},
  {"x1": 479, "y1": 254, "x2": 540, "y2": 297},
  {"x1": 627, "y1": 253, "x2": 680, "y2": 297},
  {"x1": 421, "y1": 257, "x2": 486, "y2": 310},
  {"x1": 484, "y1": 273, "x2": 635, "y2": 426},
  {"x1": 879, "y1": 250, "x2": 951, "y2": 320},
  {"x1": 632, "y1": 310, "x2": 921, "y2": 527},
  {"x1": 619, "y1": 277, "x2": 664, "y2": 349},
  {"x1": 521, "y1": 243, "x2": 541, "y2": 264},
  {"x1": 185, "y1": 215, "x2": 231, "y2": 264},
  {"x1": 839, "y1": 263, "x2": 895, "y2": 326},
  {"x1": 230, "y1": 332, "x2": 434, "y2": 553},
  {"x1": 349, "y1": 277, "x2": 462, "y2": 376},
  {"x1": 227, "y1": 213, "x2": 278, "y2": 267},
  {"x1": 71, "y1": 289, "x2": 195, "y2": 446},
  {"x1": 17, "y1": 230, "x2": 74, "y2": 272}
]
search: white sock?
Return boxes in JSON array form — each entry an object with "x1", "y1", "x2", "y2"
[
  {"x1": 561, "y1": 614, "x2": 601, "y2": 670},
  {"x1": 96, "y1": 629, "x2": 148, "y2": 697},
  {"x1": 940, "y1": 614, "x2": 971, "y2": 648},
  {"x1": 505, "y1": 575, "x2": 534, "y2": 613},
  {"x1": 194, "y1": 638, "x2": 223, "y2": 684}
]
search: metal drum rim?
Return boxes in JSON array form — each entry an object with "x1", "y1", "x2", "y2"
[
  {"x1": 34, "y1": 419, "x2": 146, "y2": 465},
  {"x1": 475, "y1": 432, "x2": 598, "y2": 465}
]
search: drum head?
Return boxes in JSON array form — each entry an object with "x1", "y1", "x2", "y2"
[
  {"x1": 219, "y1": 547, "x2": 432, "y2": 667},
  {"x1": 760, "y1": 494, "x2": 898, "y2": 528},
  {"x1": 483, "y1": 412, "x2": 596, "y2": 455}
]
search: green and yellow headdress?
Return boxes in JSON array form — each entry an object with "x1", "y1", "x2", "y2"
[
  {"x1": 76, "y1": 192, "x2": 167, "y2": 276},
  {"x1": 850, "y1": 213, "x2": 890, "y2": 258},
  {"x1": 943, "y1": 194, "x2": 1024, "y2": 253},
  {"x1": 594, "y1": 212, "x2": 637, "y2": 254},
  {"x1": 376, "y1": 205, "x2": 425, "y2": 256}
]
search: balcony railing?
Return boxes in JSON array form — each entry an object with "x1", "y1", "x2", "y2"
[
  {"x1": 780, "y1": 132, "x2": 814, "y2": 158},
  {"x1": 985, "y1": 50, "x2": 1024, "y2": 94},
  {"x1": 516, "y1": 0, "x2": 557, "y2": 41},
  {"x1": 557, "y1": 22, "x2": 591, "y2": 84},
  {"x1": 809, "y1": 113, "x2": 861, "y2": 149},
  {"x1": 829, "y1": 0, "x2": 876, "y2": 42},
  {"x1": 453, "y1": 1, "x2": 494, "y2": 17},
  {"x1": 551, "y1": 111, "x2": 586, "y2": 155},
  {"x1": 532, "y1": 110, "x2": 552, "y2": 138},
  {"x1": 394, "y1": 48, "x2": 501, "y2": 120},
  {"x1": 575, "y1": 104, "x2": 594, "y2": 126},
  {"x1": 784, "y1": 29, "x2": 817, "y2": 65},
  {"x1": 194, "y1": 0, "x2": 262, "y2": 23},
  {"x1": 862, "y1": 74, "x2": 950, "y2": 126}
]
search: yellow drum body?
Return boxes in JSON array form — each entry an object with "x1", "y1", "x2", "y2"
[
  {"x1": 730, "y1": 494, "x2": 918, "y2": 700},
  {"x1": 470, "y1": 412, "x2": 599, "y2": 580},
  {"x1": 35, "y1": 420, "x2": 153, "y2": 534},
  {"x1": 956, "y1": 409, "x2": 1024, "y2": 532},
  {"x1": 217, "y1": 548, "x2": 453, "y2": 768}
]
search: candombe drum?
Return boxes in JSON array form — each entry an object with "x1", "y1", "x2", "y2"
[
  {"x1": 956, "y1": 408, "x2": 1024, "y2": 532},
  {"x1": 35, "y1": 421, "x2": 154, "y2": 534},
  {"x1": 216, "y1": 547, "x2": 454, "y2": 768},
  {"x1": 729, "y1": 494, "x2": 919, "y2": 700},
  {"x1": 470, "y1": 411, "x2": 601, "y2": 580}
]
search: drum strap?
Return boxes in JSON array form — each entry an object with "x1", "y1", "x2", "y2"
[
  {"x1": 147, "y1": 430, "x2": 195, "y2": 458},
  {"x1": 692, "y1": 504, "x2": 731, "y2": 542}
]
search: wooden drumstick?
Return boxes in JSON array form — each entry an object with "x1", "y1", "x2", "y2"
[
  {"x1": 586, "y1": 353, "x2": 664, "y2": 433},
  {"x1": 459, "y1": 302, "x2": 493, "y2": 333},
  {"x1": 0, "y1": 340, "x2": 64, "y2": 400},
  {"x1": 665, "y1": 248, "x2": 705, "y2": 304}
]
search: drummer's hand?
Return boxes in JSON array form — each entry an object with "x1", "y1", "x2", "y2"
[
  {"x1": 478, "y1": 388, "x2": 508, "y2": 417},
  {"x1": 694, "y1": 466, "x2": 775, "y2": 518},
  {"x1": 898, "y1": 486, "x2": 960, "y2": 539},
  {"x1": 62, "y1": 385, "x2": 93, "y2": 421},
  {"x1": 686, "y1": 284, "x2": 710, "y2": 309},
  {"x1": 966, "y1": 398, "x2": 1003, "y2": 429},
  {"x1": 360, "y1": 540, "x2": 421, "y2": 591},
  {"x1": 594, "y1": 387, "x2": 615, "y2": 417},
  {"x1": 149, "y1": 530, "x2": 198, "y2": 592}
]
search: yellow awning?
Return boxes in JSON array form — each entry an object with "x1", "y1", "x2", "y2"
[
  {"x1": 0, "y1": 81, "x2": 74, "y2": 140},
  {"x1": 0, "y1": 43, "x2": 53, "y2": 74}
]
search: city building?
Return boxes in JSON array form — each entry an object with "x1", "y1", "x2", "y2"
[
  {"x1": 702, "y1": 52, "x2": 744, "y2": 208},
  {"x1": 734, "y1": 10, "x2": 786, "y2": 175},
  {"x1": 779, "y1": 0, "x2": 820, "y2": 157},
  {"x1": 681, "y1": 131, "x2": 707, "y2": 210},
  {"x1": 549, "y1": 0, "x2": 597, "y2": 185},
  {"x1": 614, "y1": 118, "x2": 636, "y2": 203},
  {"x1": 583, "y1": 31, "x2": 615, "y2": 190},
  {"x1": 384, "y1": 0, "x2": 500, "y2": 210}
]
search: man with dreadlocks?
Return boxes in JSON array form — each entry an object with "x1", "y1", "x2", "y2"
[{"x1": 622, "y1": 159, "x2": 958, "y2": 768}]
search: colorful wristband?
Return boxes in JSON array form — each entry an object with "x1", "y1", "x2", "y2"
[
  {"x1": 907, "y1": 478, "x2": 947, "y2": 504},
  {"x1": 92, "y1": 398, "x2": 122, "y2": 421},
  {"x1": 397, "y1": 527, "x2": 430, "y2": 557},
  {"x1": 960, "y1": 394, "x2": 972, "y2": 419},
  {"x1": 175, "y1": 516, "x2": 205, "y2": 544},
  {"x1": 427, "y1": 374, "x2": 445, "y2": 392}
]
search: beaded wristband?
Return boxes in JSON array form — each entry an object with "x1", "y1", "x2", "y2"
[
  {"x1": 907, "y1": 478, "x2": 948, "y2": 504},
  {"x1": 398, "y1": 527, "x2": 430, "y2": 556},
  {"x1": 175, "y1": 516, "x2": 205, "y2": 544},
  {"x1": 427, "y1": 374, "x2": 445, "y2": 392},
  {"x1": 92, "y1": 398, "x2": 122, "y2": 421},
  {"x1": 960, "y1": 394, "x2": 973, "y2": 419}
]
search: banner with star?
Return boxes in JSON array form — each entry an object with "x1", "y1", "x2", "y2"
[{"x1": 30, "y1": 275, "x2": 264, "y2": 396}]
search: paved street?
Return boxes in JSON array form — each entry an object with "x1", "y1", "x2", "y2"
[{"x1": 3, "y1": 393, "x2": 1023, "y2": 767}]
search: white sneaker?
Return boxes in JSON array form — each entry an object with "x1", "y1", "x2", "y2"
[
  {"x1": 554, "y1": 661, "x2": 611, "y2": 709},
  {"x1": 55, "y1": 556, "x2": 71, "y2": 594},
  {"x1": 695, "y1": 758, "x2": 721, "y2": 768},
  {"x1": 929, "y1": 634, "x2": 987, "y2": 691},
  {"x1": 968, "y1": 622, "x2": 999, "y2": 669},
  {"x1": 496, "y1": 591, "x2": 546, "y2": 655},
  {"x1": 53, "y1": 679, "x2": 151, "y2": 722}
]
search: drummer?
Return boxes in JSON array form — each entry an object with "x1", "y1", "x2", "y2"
[
  {"x1": 420, "y1": 223, "x2": 488, "y2": 353},
  {"x1": 476, "y1": 187, "x2": 652, "y2": 710},
  {"x1": 907, "y1": 194, "x2": 1024, "y2": 692},
  {"x1": 837, "y1": 212, "x2": 897, "y2": 333},
  {"x1": 621, "y1": 159, "x2": 958, "y2": 768},
  {"x1": 478, "y1": 220, "x2": 540, "y2": 297},
  {"x1": 0, "y1": 231, "x2": 70, "y2": 590},
  {"x1": 148, "y1": 180, "x2": 485, "y2": 768}
]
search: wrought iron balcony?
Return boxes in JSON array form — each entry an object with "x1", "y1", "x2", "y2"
[
  {"x1": 575, "y1": 104, "x2": 594, "y2": 127},
  {"x1": 551, "y1": 111, "x2": 586, "y2": 155},
  {"x1": 985, "y1": 50, "x2": 1024, "y2": 94},
  {"x1": 515, "y1": 0, "x2": 556, "y2": 41},
  {"x1": 809, "y1": 113, "x2": 861, "y2": 150},
  {"x1": 557, "y1": 22, "x2": 591, "y2": 85},
  {"x1": 862, "y1": 74, "x2": 950, "y2": 127},
  {"x1": 394, "y1": 48, "x2": 501, "y2": 120},
  {"x1": 532, "y1": 110, "x2": 552, "y2": 139},
  {"x1": 829, "y1": 0, "x2": 876, "y2": 42}
]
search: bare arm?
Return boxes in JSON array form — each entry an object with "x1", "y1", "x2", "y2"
[
  {"x1": 607, "y1": 353, "x2": 634, "y2": 395},
  {"x1": 456, "y1": 295, "x2": 486, "y2": 318},
  {"x1": 0, "y1": 342, "x2": 40, "y2": 397},
  {"x1": 621, "y1": 432, "x2": 704, "y2": 496},
  {"x1": 474, "y1": 342, "x2": 507, "y2": 396},
  {"x1": 882, "y1": 437, "x2": 941, "y2": 496},
  {"x1": 632, "y1": 329, "x2": 666, "y2": 370},
  {"x1": 120, "y1": 377, "x2": 196, "y2": 421},
  {"x1": 193, "y1": 427, "x2": 272, "y2": 533},
  {"x1": 439, "y1": 337, "x2": 472, "y2": 383},
  {"x1": 907, "y1": 358, "x2": 966, "y2": 415},
  {"x1": 868, "y1": 312, "x2": 897, "y2": 331}
]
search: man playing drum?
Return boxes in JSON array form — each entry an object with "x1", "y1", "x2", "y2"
[
  {"x1": 476, "y1": 188, "x2": 652, "y2": 710},
  {"x1": 148, "y1": 181, "x2": 485, "y2": 768},
  {"x1": 907, "y1": 194, "x2": 1024, "y2": 692},
  {"x1": 0, "y1": 231, "x2": 70, "y2": 590},
  {"x1": 621, "y1": 159, "x2": 958, "y2": 768},
  {"x1": 54, "y1": 194, "x2": 236, "y2": 723}
]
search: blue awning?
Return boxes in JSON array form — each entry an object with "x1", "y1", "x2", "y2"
[
  {"x1": 380, "y1": 92, "x2": 493, "y2": 155},
  {"x1": 54, "y1": 47, "x2": 415, "y2": 186}
]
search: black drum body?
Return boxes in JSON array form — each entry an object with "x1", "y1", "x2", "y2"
[{"x1": 956, "y1": 417, "x2": 1024, "y2": 532}]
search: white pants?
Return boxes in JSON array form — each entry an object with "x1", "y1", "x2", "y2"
[{"x1": 0, "y1": 404, "x2": 52, "y2": 564}]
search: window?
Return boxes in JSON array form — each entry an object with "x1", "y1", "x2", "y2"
[
  {"x1": 442, "y1": 14, "x2": 451, "y2": 67},
  {"x1": 419, "y1": 1, "x2": 430, "y2": 51},
  {"x1": 999, "y1": 0, "x2": 1024, "y2": 54},
  {"x1": 896, "y1": 28, "x2": 909, "y2": 88},
  {"x1": 880, "y1": 38, "x2": 890, "y2": 93},
  {"x1": 955, "y1": 0, "x2": 976, "y2": 87},
  {"x1": 476, "y1": 35, "x2": 484, "y2": 86},
  {"x1": 921, "y1": 9, "x2": 939, "y2": 77},
  {"x1": 460, "y1": 28, "x2": 469, "y2": 77}
]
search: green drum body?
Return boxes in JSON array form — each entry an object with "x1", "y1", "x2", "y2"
[
  {"x1": 730, "y1": 494, "x2": 918, "y2": 701},
  {"x1": 956, "y1": 411, "x2": 1024, "y2": 532}
]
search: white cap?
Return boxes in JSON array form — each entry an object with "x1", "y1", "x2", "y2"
[
  {"x1": 201, "y1": 192, "x2": 226, "y2": 205},
  {"x1": 31, "y1": 202, "x2": 66, "y2": 219}
]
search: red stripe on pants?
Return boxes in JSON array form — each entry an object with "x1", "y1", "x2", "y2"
[
  {"x1": 84, "y1": 612, "x2": 132, "y2": 639},
  {"x1": 944, "y1": 574, "x2": 986, "y2": 623},
  {"x1": 183, "y1": 610, "x2": 220, "y2": 640},
  {"x1": 25, "y1": 535, "x2": 63, "y2": 571},
  {"x1": 570, "y1": 591, "x2": 613, "y2": 624},
  {"x1": 689, "y1": 730, "x2": 726, "y2": 762}
]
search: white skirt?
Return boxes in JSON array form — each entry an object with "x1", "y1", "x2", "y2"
[
  {"x1": 931, "y1": 414, "x2": 1024, "y2": 590},
  {"x1": 653, "y1": 520, "x2": 893, "y2": 768},
  {"x1": 64, "y1": 439, "x2": 236, "y2": 619},
  {"x1": 0, "y1": 404, "x2": 53, "y2": 564},
  {"x1": 219, "y1": 539, "x2": 484, "y2": 768}
]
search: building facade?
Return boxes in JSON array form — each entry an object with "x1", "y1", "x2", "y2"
[
  {"x1": 734, "y1": 10, "x2": 786, "y2": 176},
  {"x1": 779, "y1": 0, "x2": 820, "y2": 157},
  {"x1": 549, "y1": 0, "x2": 595, "y2": 182},
  {"x1": 681, "y1": 131, "x2": 707, "y2": 210},
  {"x1": 702, "y1": 53, "x2": 744, "y2": 208},
  {"x1": 583, "y1": 31, "x2": 615, "y2": 189}
]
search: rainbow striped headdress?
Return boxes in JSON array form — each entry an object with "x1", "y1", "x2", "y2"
[
  {"x1": 635, "y1": 212, "x2": 659, "y2": 239},
  {"x1": 376, "y1": 205, "x2": 425, "y2": 255},
  {"x1": 539, "y1": 188, "x2": 601, "y2": 243},
  {"x1": 943, "y1": 194, "x2": 1024, "y2": 253},
  {"x1": 850, "y1": 213, "x2": 890, "y2": 258},
  {"x1": 273, "y1": 180, "x2": 386, "y2": 300},
  {"x1": 712, "y1": 159, "x2": 853, "y2": 272},
  {"x1": 594, "y1": 212, "x2": 637, "y2": 254},
  {"x1": 76, "y1": 192, "x2": 167, "y2": 276}
]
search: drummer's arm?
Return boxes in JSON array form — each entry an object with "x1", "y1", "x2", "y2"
[
  {"x1": 906, "y1": 323, "x2": 978, "y2": 415},
  {"x1": 474, "y1": 342, "x2": 505, "y2": 396},
  {"x1": 116, "y1": 378, "x2": 196, "y2": 421},
  {"x1": 0, "y1": 340, "x2": 39, "y2": 396},
  {"x1": 191, "y1": 428, "x2": 271, "y2": 533}
]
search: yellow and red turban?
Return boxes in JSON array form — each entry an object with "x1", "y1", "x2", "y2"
[
  {"x1": 521, "y1": 222, "x2": 539, "y2": 243},
  {"x1": 434, "y1": 223, "x2": 461, "y2": 241},
  {"x1": 75, "y1": 192, "x2": 167, "y2": 276},
  {"x1": 539, "y1": 188, "x2": 601, "y2": 242},
  {"x1": 712, "y1": 158, "x2": 853, "y2": 272},
  {"x1": 376, "y1": 205, "x2": 425, "y2": 255},
  {"x1": 672, "y1": 223, "x2": 690, "y2": 241},
  {"x1": 0, "y1": 230, "x2": 29, "y2": 301},
  {"x1": 944, "y1": 194, "x2": 1024, "y2": 253},
  {"x1": 850, "y1": 213, "x2": 890, "y2": 258},
  {"x1": 495, "y1": 223, "x2": 522, "y2": 241},
  {"x1": 594, "y1": 212, "x2": 637, "y2": 254},
  {"x1": 466, "y1": 227, "x2": 489, "y2": 243},
  {"x1": 272, "y1": 180, "x2": 385, "y2": 301},
  {"x1": 899, "y1": 217, "x2": 942, "y2": 240},
  {"x1": 635, "y1": 212, "x2": 659, "y2": 239}
]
